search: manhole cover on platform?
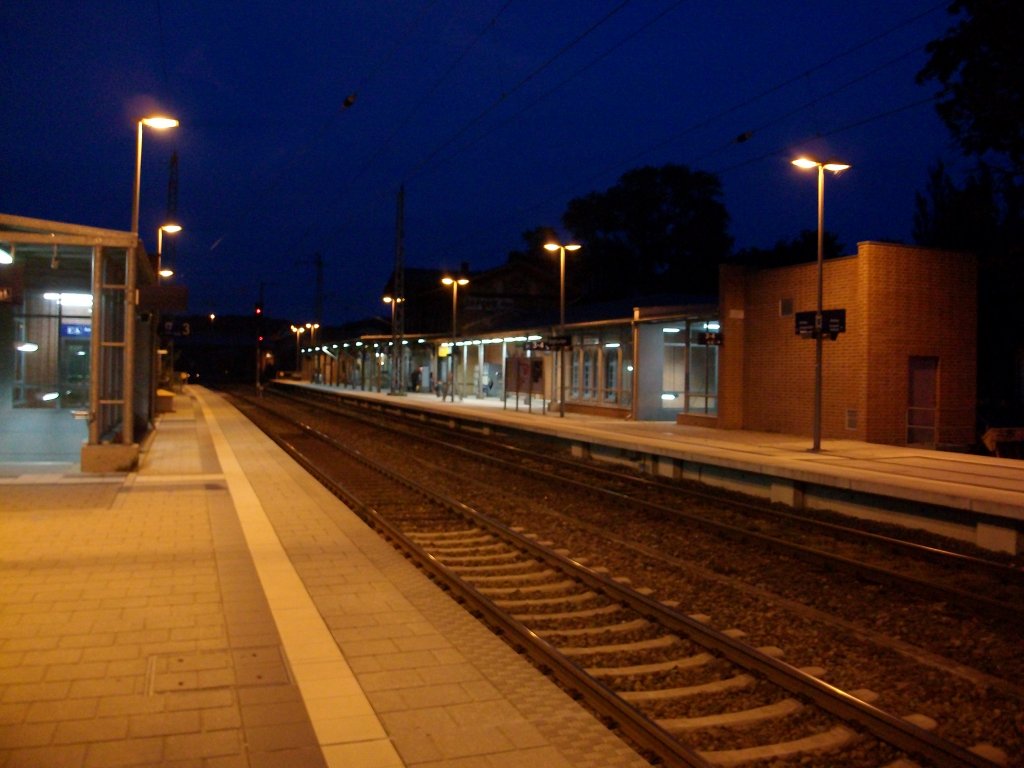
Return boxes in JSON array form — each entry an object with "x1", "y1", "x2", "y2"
[{"x1": 148, "y1": 646, "x2": 289, "y2": 693}]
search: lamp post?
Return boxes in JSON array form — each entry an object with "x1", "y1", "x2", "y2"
[
  {"x1": 305, "y1": 322, "x2": 320, "y2": 383},
  {"x1": 131, "y1": 116, "x2": 179, "y2": 234},
  {"x1": 383, "y1": 295, "x2": 405, "y2": 394},
  {"x1": 792, "y1": 157, "x2": 850, "y2": 452},
  {"x1": 290, "y1": 325, "x2": 306, "y2": 375},
  {"x1": 544, "y1": 242, "x2": 580, "y2": 417},
  {"x1": 441, "y1": 277, "x2": 468, "y2": 402},
  {"x1": 157, "y1": 223, "x2": 181, "y2": 280}
]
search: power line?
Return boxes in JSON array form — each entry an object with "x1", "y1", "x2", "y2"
[
  {"x1": 418, "y1": 3, "x2": 947, "y2": 259},
  {"x1": 294, "y1": 1, "x2": 517, "y2": 256},
  {"x1": 408, "y1": 0, "x2": 693, "y2": 185},
  {"x1": 404, "y1": 0, "x2": 634, "y2": 183}
]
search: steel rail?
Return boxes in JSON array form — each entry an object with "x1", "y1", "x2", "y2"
[
  {"x1": 233, "y1": 391, "x2": 1000, "y2": 768},
  {"x1": 237, "y1": 397, "x2": 712, "y2": 767},
  {"x1": 273, "y1": 382, "x2": 1023, "y2": 583},
  {"x1": 269, "y1": 383, "x2": 1023, "y2": 625}
]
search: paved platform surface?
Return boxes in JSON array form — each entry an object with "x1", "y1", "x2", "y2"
[{"x1": 0, "y1": 387, "x2": 650, "y2": 768}]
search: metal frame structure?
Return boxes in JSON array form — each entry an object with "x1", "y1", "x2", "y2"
[{"x1": 0, "y1": 213, "x2": 157, "y2": 471}]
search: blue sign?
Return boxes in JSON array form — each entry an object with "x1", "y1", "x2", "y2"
[{"x1": 61, "y1": 323, "x2": 91, "y2": 338}]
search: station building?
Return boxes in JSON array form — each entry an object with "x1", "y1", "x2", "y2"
[{"x1": 309, "y1": 241, "x2": 975, "y2": 449}]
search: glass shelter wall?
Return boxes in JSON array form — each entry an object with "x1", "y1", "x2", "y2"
[
  {"x1": 1, "y1": 241, "x2": 94, "y2": 462},
  {"x1": 661, "y1": 319, "x2": 719, "y2": 415},
  {"x1": 569, "y1": 328, "x2": 632, "y2": 409}
]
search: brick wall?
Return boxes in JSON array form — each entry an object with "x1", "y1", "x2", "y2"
[
  {"x1": 717, "y1": 242, "x2": 976, "y2": 446},
  {"x1": 860, "y1": 242, "x2": 976, "y2": 446}
]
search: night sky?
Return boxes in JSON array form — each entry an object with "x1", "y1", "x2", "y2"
[{"x1": 1, "y1": 1, "x2": 961, "y2": 326}]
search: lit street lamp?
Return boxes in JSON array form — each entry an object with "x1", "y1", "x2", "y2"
[
  {"x1": 157, "y1": 223, "x2": 181, "y2": 280},
  {"x1": 792, "y1": 156, "x2": 850, "y2": 452},
  {"x1": 544, "y1": 241, "x2": 580, "y2": 417},
  {"x1": 131, "y1": 116, "x2": 179, "y2": 235},
  {"x1": 305, "y1": 322, "x2": 320, "y2": 383},
  {"x1": 383, "y1": 295, "x2": 405, "y2": 394},
  {"x1": 290, "y1": 325, "x2": 306, "y2": 374},
  {"x1": 441, "y1": 276, "x2": 468, "y2": 402}
]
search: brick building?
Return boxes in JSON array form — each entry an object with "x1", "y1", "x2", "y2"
[{"x1": 705, "y1": 241, "x2": 977, "y2": 448}]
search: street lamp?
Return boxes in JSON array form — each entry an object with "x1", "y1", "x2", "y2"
[
  {"x1": 157, "y1": 223, "x2": 181, "y2": 279},
  {"x1": 544, "y1": 242, "x2": 580, "y2": 417},
  {"x1": 441, "y1": 276, "x2": 468, "y2": 402},
  {"x1": 290, "y1": 325, "x2": 306, "y2": 375},
  {"x1": 305, "y1": 322, "x2": 321, "y2": 383},
  {"x1": 792, "y1": 156, "x2": 850, "y2": 452},
  {"x1": 131, "y1": 116, "x2": 179, "y2": 234},
  {"x1": 383, "y1": 295, "x2": 405, "y2": 394}
]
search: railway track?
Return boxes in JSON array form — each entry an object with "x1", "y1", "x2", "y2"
[
  {"x1": 229, "y1": 388, "x2": 1011, "y2": 767},
  {"x1": 268, "y1": 383, "x2": 1024, "y2": 626}
]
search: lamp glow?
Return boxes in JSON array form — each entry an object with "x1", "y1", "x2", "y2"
[
  {"x1": 43, "y1": 292, "x2": 93, "y2": 308},
  {"x1": 141, "y1": 116, "x2": 179, "y2": 130}
]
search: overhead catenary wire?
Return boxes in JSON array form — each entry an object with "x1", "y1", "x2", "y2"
[{"x1": 403, "y1": 0, "x2": 634, "y2": 184}]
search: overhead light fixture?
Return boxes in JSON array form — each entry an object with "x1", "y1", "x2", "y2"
[
  {"x1": 43, "y1": 292, "x2": 93, "y2": 308},
  {"x1": 16, "y1": 342, "x2": 39, "y2": 352},
  {"x1": 1, "y1": 246, "x2": 13, "y2": 264}
]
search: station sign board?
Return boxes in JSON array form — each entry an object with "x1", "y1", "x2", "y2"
[
  {"x1": 795, "y1": 309, "x2": 846, "y2": 339},
  {"x1": 524, "y1": 335, "x2": 571, "y2": 351}
]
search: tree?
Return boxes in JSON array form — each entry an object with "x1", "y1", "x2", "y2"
[
  {"x1": 506, "y1": 226, "x2": 560, "y2": 267},
  {"x1": 917, "y1": 3, "x2": 1024, "y2": 425},
  {"x1": 561, "y1": 164, "x2": 732, "y2": 301},
  {"x1": 913, "y1": 161, "x2": 1001, "y2": 250},
  {"x1": 733, "y1": 230, "x2": 845, "y2": 269},
  {"x1": 913, "y1": 160, "x2": 1023, "y2": 424},
  {"x1": 917, "y1": 0, "x2": 1024, "y2": 179}
]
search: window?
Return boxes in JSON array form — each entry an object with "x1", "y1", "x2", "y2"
[
  {"x1": 661, "y1": 320, "x2": 719, "y2": 415},
  {"x1": 568, "y1": 331, "x2": 631, "y2": 407}
]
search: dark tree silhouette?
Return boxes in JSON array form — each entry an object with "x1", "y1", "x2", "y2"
[
  {"x1": 732, "y1": 230, "x2": 845, "y2": 269},
  {"x1": 561, "y1": 164, "x2": 732, "y2": 302}
]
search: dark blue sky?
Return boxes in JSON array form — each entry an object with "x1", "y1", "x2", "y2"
[{"x1": 1, "y1": 1, "x2": 962, "y2": 326}]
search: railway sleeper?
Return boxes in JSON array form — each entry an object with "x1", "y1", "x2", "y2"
[
  {"x1": 558, "y1": 633, "x2": 680, "y2": 657},
  {"x1": 512, "y1": 603, "x2": 623, "y2": 622},
  {"x1": 406, "y1": 528, "x2": 485, "y2": 542},
  {"x1": 587, "y1": 651, "x2": 715, "y2": 677},
  {"x1": 658, "y1": 697, "x2": 803, "y2": 731},
  {"x1": 428, "y1": 542, "x2": 510, "y2": 556},
  {"x1": 620, "y1": 673, "x2": 756, "y2": 701},
  {"x1": 494, "y1": 590, "x2": 602, "y2": 609},
  {"x1": 462, "y1": 568, "x2": 557, "y2": 584},
  {"x1": 415, "y1": 536, "x2": 498, "y2": 550},
  {"x1": 534, "y1": 617, "x2": 650, "y2": 638},
  {"x1": 439, "y1": 551, "x2": 522, "y2": 564},
  {"x1": 447, "y1": 560, "x2": 539, "y2": 574},
  {"x1": 475, "y1": 579, "x2": 578, "y2": 596},
  {"x1": 698, "y1": 725, "x2": 857, "y2": 766}
]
